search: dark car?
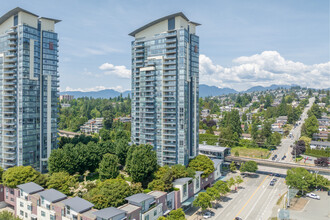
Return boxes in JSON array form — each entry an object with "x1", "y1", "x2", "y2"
[
  {"x1": 273, "y1": 178, "x2": 278, "y2": 182},
  {"x1": 328, "y1": 190, "x2": 330, "y2": 196},
  {"x1": 274, "y1": 154, "x2": 278, "y2": 158},
  {"x1": 272, "y1": 157, "x2": 275, "y2": 160},
  {"x1": 235, "y1": 217, "x2": 242, "y2": 220},
  {"x1": 275, "y1": 173, "x2": 280, "y2": 177},
  {"x1": 270, "y1": 181, "x2": 275, "y2": 186}
]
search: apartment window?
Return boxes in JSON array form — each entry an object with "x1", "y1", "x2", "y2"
[
  {"x1": 145, "y1": 215, "x2": 149, "y2": 220},
  {"x1": 20, "y1": 210, "x2": 24, "y2": 216},
  {"x1": 20, "y1": 202, "x2": 24, "y2": 207},
  {"x1": 27, "y1": 205, "x2": 32, "y2": 211},
  {"x1": 50, "y1": 215, "x2": 55, "y2": 220},
  {"x1": 25, "y1": 212, "x2": 27, "y2": 218},
  {"x1": 168, "y1": 18, "x2": 175, "y2": 30},
  {"x1": 41, "y1": 211, "x2": 45, "y2": 217},
  {"x1": 183, "y1": 184, "x2": 187, "y2": 197},
  {"x1": 154, "y1": 210, "x2": 157, "y2": 216}
]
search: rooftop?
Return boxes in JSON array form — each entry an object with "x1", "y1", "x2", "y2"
[
  {"x1": 129, "y1": 12, "x2": 200, "y2": 37},
  {"x1": 211, "y1": 159, "x2": 223, "y2": 168},
  {"x1": 310, "y1": 141, "x2": 330, "y2": 147},
  {"x1": 17, "y1": 182, "x2": 44, "y2": 194},
  {"x1": 38, "y1": 189, "x2": 67, "y2": 203},
  {"x1": 125, "y1": 193, "x2": 154, "y2": 203},
  {"x1": 173, "y1": 177, "x2": 192, "y2": 185},
  {"x1": 148, "y1": 191, "x2": 167, "y2": 199},
  {"x1": 199, "y1": 144, "x2": 229, "y2": 153},
  {"x1": 93, "y1": 207, "x2": 126, "y2": 219},
  {"x1": 119, "y1": 203, "x2": 141, "y2": 213},
  {"x1": 62, "y1": 197, "x2": 94, "y2": 213},
  {"x1": 0, "y1": 7, "x2": 60, "y2": 26}
]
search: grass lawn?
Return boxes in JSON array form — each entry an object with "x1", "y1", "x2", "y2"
[{"x1": 231, "y1": 147, "x2": 270, "y2": 159}]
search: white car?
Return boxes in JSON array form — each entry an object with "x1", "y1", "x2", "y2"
[
  {"x1": 203, "y1": 211, "x2": 212, "y2": 219},
  {"x1": 306, "y1": 193, "x2": 320, "y2": 200}
]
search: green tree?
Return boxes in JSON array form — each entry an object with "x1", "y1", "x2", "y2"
[
  {"x1": 0, "y1": 211, "x2": 22, "y2": 220},
  {"x1": 213, "y1": 180, "x2": 230, "y2": 197},
  {"x1": 148, "y1": 179, "x2": 167, "y2": 191},
  {"x1": 308, "y1": 104, "x2": 322, "y2": 119},
  {"x1": 286, "y1": 168, "x2": 313, "y2": 193},
  {"x1": 47, "y1": 172, "x2": 77, "y2": 195},
  {"x1": 84, "y1": 178, "x2": 139, "y2": 209},
  {"x1": 3, "y1": 166, "x2": 42, "y2": 188},
  {"x1": 126, "y1": 145, "x2": 158, "y2": 187},
  {"x1": 227, "y1": 177, "x2": 235, "y2": 190},
  {"x1": 206, "y1": 187, "x2": 219, "y2": 203},
  {"x1": 188, "y1": 155, "x2": 215, "y2": 178},
  {"x1": 235, "y1": 176, "x2": 244, "y2": 189},
  {"x1": 167, "y1": 208, "x2": 186, "y2": 220},
  {"x1": 301, "y1": 115, "x2": 319, "y2": 138},
  {"x1": 230, "y1": 161, "x2": 237, "y2": 172},
  {"x1": 240, "y1": 161, "x2": 258, "y2": 173},
  {"x1": 193, "y1": 192, "x2": 212, "y2": 211},
  {"x1": 98, "y1": 154, "x2": 119, "y2": 180},
  {"x1": 269, "y1": 132, "x2": 282, "y2": 146},
  {"x1": 115, "y1": 140, "x2": 129, "y2": 165}
]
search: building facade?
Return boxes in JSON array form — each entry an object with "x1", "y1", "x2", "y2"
[
  {"x1": 0, "y1": 8, "x2": 60, "y2": 172},
  {"x1": 130, "y1": 13, "x2": 200, "y2": 166}
]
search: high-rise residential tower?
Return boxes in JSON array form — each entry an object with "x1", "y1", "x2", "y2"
[
  {"x1": 0, "y1": 8, "x2": 60, "y2": 172},
  {"x1": 129, "y1": 13, "x2": 200, "y2": 166}
]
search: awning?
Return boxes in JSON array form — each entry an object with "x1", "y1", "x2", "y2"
[{"x1": 181, "y1": 197, "x2": 195, "y2": 206}]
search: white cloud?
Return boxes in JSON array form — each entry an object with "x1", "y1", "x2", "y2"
[
  {"x1": 199, "y1": 51, "x2": 330, "y2": 91},
  {"x1": 63, "y1": 85, "x2": 126, "y2": 92},
  {"x1": 99, "y1": 62, "x2": 131, "y2": 78}
]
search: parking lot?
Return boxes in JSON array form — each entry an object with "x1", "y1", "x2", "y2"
[{"x1": 289, "y1": 191, "x2": 330, "y2": 220}]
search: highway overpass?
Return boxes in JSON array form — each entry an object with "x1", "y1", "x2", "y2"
[{"x1": 225, "y1": 156, "x2": 330, "y2": 174}]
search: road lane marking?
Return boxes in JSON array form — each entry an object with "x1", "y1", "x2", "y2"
[
  {"x1": 233, "y1": 175, "x2": 269, "y2": 219},
  {"x1": 244, "y1": 178, "x2": 273, "y2": 219}
]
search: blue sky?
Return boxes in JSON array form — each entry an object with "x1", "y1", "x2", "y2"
[{"x1": 1, "y1": 0, "x2": 329, "y2": 91}]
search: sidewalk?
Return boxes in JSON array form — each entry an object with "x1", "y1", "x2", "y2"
[{"x1": 186, "y1": 172, "x2": 248, "y2": 220}]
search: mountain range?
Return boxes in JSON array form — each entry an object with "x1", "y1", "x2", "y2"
[{"x1": 60, "y1": 84, "x2": 297, "y2": 99}]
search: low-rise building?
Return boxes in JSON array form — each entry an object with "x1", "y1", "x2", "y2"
[
  {"x1": 276, "y1": 116, "x2": 288, "y2": 124},
  {"x1": 199, "y1": 144, "x2": 231, "y2": 160},
  {"x1": 80, "y1": 118, "x2": 104, "y2": 134},
  {"x1": 310, "y1": 141, "x2": 330, "y2": 149}
]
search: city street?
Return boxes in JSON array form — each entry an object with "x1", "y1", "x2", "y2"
[
  {"x1": 270, "y1": 97, "x2": 315, "y2": 163},
  {"x1": 188, "y1": 173, "x2": 287, "y2": 220}
]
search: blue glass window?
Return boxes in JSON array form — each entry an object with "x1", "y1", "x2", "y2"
[{"x1": 168, "y1": 18, "x2": 175, "y2": 30}]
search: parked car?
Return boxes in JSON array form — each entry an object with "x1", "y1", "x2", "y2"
[
  {"x1": 306, "y1": 193, "x2": 320, "y2": 200},
  {"x1": 273, "y1": 178, "x2": 278, "y2": 182},
  {"x1": 235, "y1": 217, "x2": 242, "y2": 220},
  {"x1": 328, "y1": 190, "x2": 330, "y2": 196},
  {"x1": 275, "y1": 173, "x2": 280, "y2": 177},
  {"x1": 203, "y1": 211, "x2": 212, "y2": 219},
  {"x1": 270, "y1": 181, "x2": 275, "y2": 186}
]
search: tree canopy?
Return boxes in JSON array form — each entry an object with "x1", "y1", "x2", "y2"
[
  {"x1": 125, "y1": 144, "x2": 158, "y2": 187},
  {"x1": 2, "y1": 166, "x2": 44, "y2": 188},
  {"x1": 240, "y1": 161, "x2": 258, "y2": 173},
  {"x1": 46, "y1": 172, "x2": 77, "y2": 195},
  {"x1": 98, "y1": 153, "x2": 119, "y2": 180},
  {"x1": 84, "y1": 178, "x2": 142, "y2": 209},
  {"x1": 193, "y1": 192, "x2": 212, "y2": 211},
  {"x1": 188, "y1": 155, "x2": 215, "y2": 178}
]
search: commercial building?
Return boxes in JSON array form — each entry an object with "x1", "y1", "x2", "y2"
[
  {"x1": 0, "y1": 8, "x2": 60, "y2": 172},
  {"x1": 130, "y1": 12, "x2": 200, "y2": 166}
]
